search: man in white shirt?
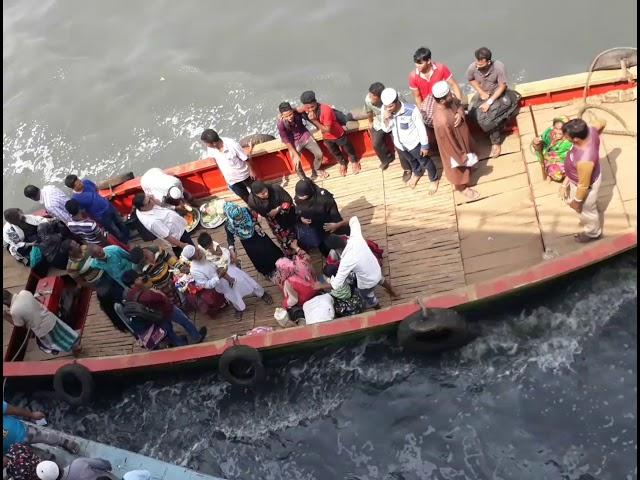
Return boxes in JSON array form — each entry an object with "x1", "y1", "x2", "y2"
[
  {"x1": 200, "y1": 129, "x2": 257, "y2": 202},
  {"x1": 380, "y1": 88, "x2": 440, "y2": 193},
  {"x1": 23, "y1": 184, "x2": 72, "y2": 223},
  {"x1": 133, "y1": 193, "x2": 194, "y2": 256},
  {"x1": 316, "y1": 217, "x2": 397, "y2": 309},
  {"x1": 140, "y1": 167, "x2": 193, "y2": 210}
]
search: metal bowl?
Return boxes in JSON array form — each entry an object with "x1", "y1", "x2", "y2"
[
  {"x1": 199, "y1": 198, "x2": 227, "y2": 229},
  {"x1": 183, "y1": 207, "x2": 201, "y2": 233}
]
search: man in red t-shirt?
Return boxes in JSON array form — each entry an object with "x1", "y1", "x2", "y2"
[
  {"x1": 409, "y1": 47, "x2": 463, "y2": 106},
  {"x1": 299, "y1": 90, "x2": 360, "y2": 177},
  {"x1": 409, "y1": 47, "x2": 464, "y2": 134},
  {"x1": 122, "y1": 270, "x2": 206, "y2": 347}
]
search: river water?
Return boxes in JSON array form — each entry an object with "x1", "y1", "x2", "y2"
[{"x1": 3, "y1": 1, "x2": 637, "y2": 479}]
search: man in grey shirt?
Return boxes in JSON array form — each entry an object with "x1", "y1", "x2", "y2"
[{"x1": 466, "y1": 47, "x2": 519, "y2": 158}]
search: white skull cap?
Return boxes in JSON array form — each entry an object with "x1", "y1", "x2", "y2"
[
  {"x1": 380, "y1": 87, "x2": 398, "y2": 106},
  {"x1": 168, "y1": 186, "x2": 183, "y2": 200},
  {"x1": 181, "y1": 244, "x2": 196, "y2": 260},
  {"x1": 36, "y1": 461, "x2": 60, "y2": 480},
  {"x1": 432, "y1": 81, "x2": 450, "y2": 99}
]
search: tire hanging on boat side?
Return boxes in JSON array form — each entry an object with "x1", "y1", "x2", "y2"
[
  {"x1": 53, "y1": 363, "x2": 95, "y2": 407},
  {"x1": 397, "y1": 308, "x2": 471, "y2": 354},
  {"x1": 218, "y1": 345, "x2": 266, "y2": 387}
]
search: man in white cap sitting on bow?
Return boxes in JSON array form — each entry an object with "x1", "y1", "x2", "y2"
[{"x1": 379, "y1": 87, "x2": 440, "y2": 193}]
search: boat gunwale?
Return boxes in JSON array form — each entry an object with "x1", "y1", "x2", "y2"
[{"x1": 3, "y1": 67, "x2": 637, "y2": 378}]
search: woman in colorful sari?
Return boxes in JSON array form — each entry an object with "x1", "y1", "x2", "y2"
[
  {"x1": 223, "y1": 202, "x2": 283, "y2": 281},
  {"x1": 129, "y1": 246, "x2": 182, "y2": 306},
  {"x1": 531, "y1": 116, "x2": 572, "y2": 182},
  {"x1": 247, "y1": 181, "x2": 297, "y2": 257},
  {"x1": 273, "y1": 241, "x2": 319, "y2": 309}
]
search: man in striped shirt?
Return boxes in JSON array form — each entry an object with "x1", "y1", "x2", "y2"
[
  {"x1": 23, "y1": 184, "x2": 71, "y2": 224},
  {"x1": 64, "y1": 199, "x2": 109, "y2": 245}
]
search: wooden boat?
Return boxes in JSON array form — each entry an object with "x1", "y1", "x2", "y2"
[
  {"x1": 3, "y1": 63, "x2": 636, "y2": 393},
  {"x1": 28, "y1": 425, "x2": 225, "y2": 479}
]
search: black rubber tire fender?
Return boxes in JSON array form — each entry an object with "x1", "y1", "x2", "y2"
[
  {"x1": 239, "y1": 134, "x2": 276, "y2": 148},
  {"x1": 95, "y1": 172, "x2": 135, "y2": 191},
  {"x1": 218, "y1": 345, "x2": 266, "y2": 387},
  {"x1": 53, "y1": 363, "x2": 95, "y2": 407},
  {"x1": 397, "y1": 308, "x2": 470, "y2": 354}
]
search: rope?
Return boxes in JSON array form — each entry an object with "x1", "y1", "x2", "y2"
[
  {"x1": 577, "y1": 104, "x2": 636, "y2": 137},
  {"x1": 579, "y1": 47, "x2": 637, "y2": 137},
  {"x1": 3, "y1": 327, "x2": 32, "y2": 394},
  {"x1": 582, "y1": 47, "x2": 637, "y2": 101}
]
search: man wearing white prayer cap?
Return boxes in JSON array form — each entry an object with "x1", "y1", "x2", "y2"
[
  {"x1": 140, "y1": 168, "x2": 192, "y2": 208},
  {"x1": 379, "y1": 87, "x2": 440, "y2": 193},
  {"x1": 430, "y1": 80, "x2": 481, "y2": 202}
]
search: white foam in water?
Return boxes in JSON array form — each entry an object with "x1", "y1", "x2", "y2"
[{"x1": 456, "y1": 267, "x2": 637, "y2": 381}]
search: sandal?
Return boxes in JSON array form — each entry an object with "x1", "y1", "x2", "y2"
[
  {"x1": 234, "y1": 309, "x2": 243, "y2": 321},
  {"x1": 462, "y1": 188, "x2": 481, "y2": 202},
  {"x1": 261, "y1": 292, "x2": 274, "y2": 305}
]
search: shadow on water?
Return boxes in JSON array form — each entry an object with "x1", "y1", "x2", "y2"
[{"x1": 6, "y1": 251, "x2": 636, "y2": 480}]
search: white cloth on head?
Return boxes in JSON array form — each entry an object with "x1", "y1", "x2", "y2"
[
  {"x1": 189, "y1": 250, "x2": 263, "y2": 311},
  {"x1": 140, "y1": 168, "x2": 183, "y2": 204},
  {"x1": 206, "y1": 137, "x2": 250, "y2": 185},
  {"x1": 432, "y1": 80, "x2": 450, "y2": 99},
  {"x1": 380, "y1": 87, "x2": 398, "y2": 106},
  {"x1": 136, "y1": 204, "x2": 187, "y2": 241},
  {"x1": 329, "y1": 217, "x2": 382, "y2": 290},
  {"x1": 40, "y1": 185, "x2": 72, "y2": 223},
  {"x1": 181, "y1": 244, "x2": 196, "y2": 260}
]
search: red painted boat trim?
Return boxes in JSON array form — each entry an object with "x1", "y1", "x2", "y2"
[{"x1": 4, "y1": 231, "x2": 635, "y2": 378}]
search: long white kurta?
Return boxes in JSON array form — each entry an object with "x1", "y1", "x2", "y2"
[{"x1": 189, "y1": 257, "x2": 263, "y2": 311}]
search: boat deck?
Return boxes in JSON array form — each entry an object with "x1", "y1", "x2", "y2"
[{"x1": 4, "y1": 89, "x2": 636, "y2": 362}]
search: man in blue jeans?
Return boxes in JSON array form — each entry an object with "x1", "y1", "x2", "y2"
[
  {"x1": 380, "y1": 87, "x2": 440, "y2": 194},
  {"x1": 121, "y1": 270, "x2": 207, "y2": 347},
  {"x1": 64, "y1": 174, "x2": 130, "y2": 243}
]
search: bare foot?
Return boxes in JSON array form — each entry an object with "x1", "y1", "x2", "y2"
[
  {"x1": 490, "y1": 144, "x2": 501, "y2": 158},
  {"x1": 427, "y1": 179, "x2": 440, "y2": 195},
  {"x1": 408, "y1": 175, "x2": 419, "y2": 189},
  {"x1": 352, "y1": 162, "x2": 361, "y2": 174},
  {"x1": 339, "y1": 165, "x2": 347, "y2": 177},
  {"x1": 317, "y1": 169, "x2": 329, "y2": 179}
]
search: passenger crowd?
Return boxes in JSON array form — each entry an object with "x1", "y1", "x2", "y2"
[{"x1": 2, "y1": 44, "x2": 610, "y2": 480}]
